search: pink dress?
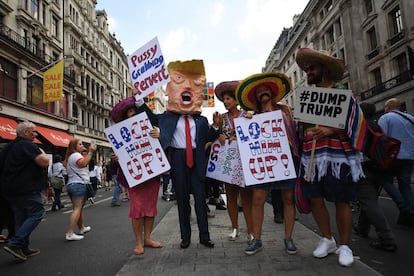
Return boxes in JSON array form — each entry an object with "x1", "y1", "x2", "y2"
[{"x1": 128, "y1": 177, "x2": 160, "y2": 219}]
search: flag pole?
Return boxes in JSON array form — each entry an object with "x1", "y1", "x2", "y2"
[{"x1": 23, "y1": 56, "x2": 66, "y2": 79}]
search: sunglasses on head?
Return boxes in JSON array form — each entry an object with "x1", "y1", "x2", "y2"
[{"x1": 303, "y1": 65, "x2": 316, "y2": 73}]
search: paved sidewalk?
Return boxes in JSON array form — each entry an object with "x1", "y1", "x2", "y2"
[{"x1": 116, "y1": 201, "x2": 382, "y2": 276}]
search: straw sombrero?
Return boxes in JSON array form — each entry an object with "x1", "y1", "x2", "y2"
[
  {"x1": 295, "y1": 48, "x2": 345, "y2": 81},
  {"x1": 214, "y1": 81, "x2": 239, "y2": 102},
  {"x1": 236, "y1": 72, "x2": 292, "y2": 111}
]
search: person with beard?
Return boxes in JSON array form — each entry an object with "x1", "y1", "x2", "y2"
[
  {"x1": 235, "y1": 73, "x2": 300, "y2": 256},
  {"x1": 295, "y1": 48, "x2": 366, "y2": 267}
]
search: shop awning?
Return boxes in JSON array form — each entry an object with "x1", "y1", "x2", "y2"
[
  {"x1": 36, "y1": 125, "x2": 73, "y2": 147},
  {"x1": 0, "y1": 116, "x2": 18, "y2": 140}
]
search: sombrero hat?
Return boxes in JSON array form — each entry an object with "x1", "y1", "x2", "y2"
[
  {"x1": 295, "y1": 48, "x2": 345, "y2": 81},
  {"x1": 236, "y1": 72, "x2": 292, "y2": 111},
  {"x1": 110, "y1": 96, "x2": 135, "y2": 123},
  {"x1": 214, "y1": 81, "x2": 239, "y2": 102}
]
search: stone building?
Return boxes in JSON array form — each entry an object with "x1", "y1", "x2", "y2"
[
  {"x1": 0, "y1": 0, "x2": 132, "y2": 161},
  {"x1": 264, "y1": 0, "x2": 414, "y2": 116}
]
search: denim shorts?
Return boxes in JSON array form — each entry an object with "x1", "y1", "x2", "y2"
[{"x1": 66, "y1": 183, "x2": 86, "y2": 200}]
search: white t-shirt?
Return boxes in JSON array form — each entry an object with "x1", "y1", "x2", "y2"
[{"x1": 67, "y1": 152, "x2": 89, "y2": 185}]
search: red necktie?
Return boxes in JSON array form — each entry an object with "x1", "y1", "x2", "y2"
[{"x1": 184, "y1": 115, "x2": 194, "y2": 168}]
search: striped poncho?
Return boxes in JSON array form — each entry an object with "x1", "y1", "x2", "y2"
[{"x1": 301, "y1": 94, "x2": 367, "y2": 183}]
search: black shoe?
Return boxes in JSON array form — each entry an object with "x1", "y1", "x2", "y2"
[
  {"x1": 180, "y1": 240, "x2": 190, "y2": 249},
  {"x1": 396, "y1": 210, "x2": 414, "y2": 226},
  {"x1": 369, "y1": 240, "x2": 398, "y2": 252},
  {"x1": 274, "y1": 214, "x2": 283, "y2": 224},
  {"x1": 216, "y1": 203, "x2": 227, "y2": 210},
  {"x1": 200, "y1": 240, "x2": 215, "y2": 248},
  {"x1": 353, "y1": 224, "x2": 368, "y2": 238},
  {"x1": 59, "y1": 205, "x2": 65, "y2": 209}
]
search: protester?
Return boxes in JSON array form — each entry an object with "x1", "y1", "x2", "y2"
[
  {"x1": 63, "y1": 138, "x2": 96, "y2": 241},
  {"x1": 295, "y1": 48, "x2": 366, "y2": 266},
  {"x1": 50, "y1": 154, "x2": 67, "y2": 211},
  {"x1": 236, "y1": 72, "x2": 300, "y2": 255},
  {"x1": 136, "y1": 59, "x2": 222, "y2": 249},
  {"x1": 110, "y1": 96, "x2": 163, "y2": 255},
  {"x1": 0, "y1": 121, "x2": 49, "y2": 261},
  {"x1": 109, "y1": 156, "x2": 121, "y2": 207},
  {"x1": 214, "y1": 80, "x2": 254, "y2": 243},
  {"x1": 378, "y1": 98, "x2": 414, "y2": 226},
  {"x1": 353, "y1": 102, "x2": 397, "y2": 252}
]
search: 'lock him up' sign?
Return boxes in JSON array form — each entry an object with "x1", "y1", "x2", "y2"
[{"x1": 293, "y1": 86, "x2": 352, "y2": 129}]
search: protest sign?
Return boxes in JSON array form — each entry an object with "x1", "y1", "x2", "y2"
[
  {"x1": 104, "y1": 112, "x2": 170, "y2": 188},
  {"x1": 234, "y1": 110, "x2": 296, "y2": 186},
  {"x1": 206, "y1": 140, "x2": 245, "y2": 187},
  {"x1": 127, "y1": 36, "x2": 170, "y2": 98},
  {"x1": 293, "y1": 86, "x2": 352, "y2": 128}
]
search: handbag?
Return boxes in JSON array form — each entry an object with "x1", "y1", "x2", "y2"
[
  {"x1": 49, "y1": 176, "x2": 64, "y2": 189},
  {"x1": 294, "y1": 178, "x2": 311, "y2": 214},
  {"x1": 68, "y1": 161, "x2": 95, "y2": 199}
]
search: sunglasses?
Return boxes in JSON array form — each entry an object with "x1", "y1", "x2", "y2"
[{"x1": 304, "y1": 65, "x2": 316, "y2": 73}]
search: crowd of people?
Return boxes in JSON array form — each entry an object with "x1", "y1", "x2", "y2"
[{"x1": 0, "y1": 49, "x2": 413, "y2": 269}]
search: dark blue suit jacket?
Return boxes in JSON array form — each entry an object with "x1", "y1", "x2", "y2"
[{"x1": 159, "y1": 111, "x2": 219, "y2": 177}]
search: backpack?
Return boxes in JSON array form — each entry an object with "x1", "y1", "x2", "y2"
[{"x1": 363, "y1": 119, "x2": 401, "y2": 169}]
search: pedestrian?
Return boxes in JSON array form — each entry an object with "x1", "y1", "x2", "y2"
[
  {"x1": 109, "y1": 155, "x2": 121, "y2": 206},
  {"x1": 0, "y1": 121, "x2": 49, "y2": 261},
  {"x1": 378, "y1": 98, "x2": 414, "y2": 226},
  {"x1": 295, "y1": 48, "x2": 366, "y2": 267},
  {"x1": 110, "y1": 96, "x2": 163, "y2": 255},
  {"x1": 236, "y1": 72, "x2": 300, "y2": 256},
  {"x1": 50, "y1": 154, "x2": 67, "y2": 211},
  {"x1": 63, "y1": 138, "x2": 96, "y2": 241},
  {"x1": 88, "y1": 158, "x2": 99, "y2": 204},
  {"x1": 135, "y1": 59, "x2": 222, "y2": 249},
  {"x1": 213, "y1": 80, "x2": 254, "y2": 243},
  {"x1": 353, "y1": 102, "x2": 397, "y2": 252}
]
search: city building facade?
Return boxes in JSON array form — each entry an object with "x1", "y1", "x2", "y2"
[
  {"x1": 0, "y1": 0, "x2": 135, "y2": 162},
  {"x1": 264, "y1": 0, "x2": 414, "y2": 116}
]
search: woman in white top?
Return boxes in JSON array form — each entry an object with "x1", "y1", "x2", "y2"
[{"x1": 63, "y1": 138, "x2": 96, "y2": 241}]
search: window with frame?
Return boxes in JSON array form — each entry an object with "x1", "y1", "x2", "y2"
[
  {"x1": 395, "y1": 53, "x2": 407, "y2": 74},
  {"x1": 30, "y1": 0, "x2": 39, "y2": 20},
  {"x1": 367, "y1": 27, "x2": 378, "y2": 51},
  {"x1": 0, "y1": 58, "x2": 18, "y2": 100},
  {"x1": 364, "y1": 0, "x2": 373, "y2": 15},
  {"x1": 372, "y1": 68, "x2": 382, "y2": 87},
  {"x1": 51, "y1": 16, "x2": 58, "y2": 38},
  {"x1": 326, "y1": 25, "x2": 335, "y2": 44},
  {"x1": 389, "y1": 6, "x2": 403, "y2": 35}
]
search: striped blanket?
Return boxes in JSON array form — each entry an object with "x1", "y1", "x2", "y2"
[{"x1": 301, "y1": 94, "x2": 367, "y2": 183}]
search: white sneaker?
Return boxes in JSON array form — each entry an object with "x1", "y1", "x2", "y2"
[
  {"x1": 66, "y1": 233, "x2": 84, "y2": 241},
  {"x1": 336, "y1": 245, "x2": 354, "y2": 267},
  {"x1": 79, "y1": 226, "x2": 91, "y2": 234},
  {"x1": 228, "y1": 229, "x2": 239, "y2": 241},
  {"x1": 313, "y1": 237, "x2": 337, "y2": 258}
]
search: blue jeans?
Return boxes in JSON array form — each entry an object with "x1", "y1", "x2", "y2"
[
  {"x1": 7, "y1": 192, "x2": 45, "y2": 249},
  {"x1": 383, "y1": 160, "x2": 414, "y2": 212},
  {"x1": 111, "y1": 175, "x2": 121, "y2": 203}
]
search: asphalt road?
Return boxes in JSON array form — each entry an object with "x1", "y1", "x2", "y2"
[
  {"x1": 1, "y1": 186, "x2": 413, "y2": 276},
  {"x1": 0, "y1": 188, "x2": 175, "y2": 276}
]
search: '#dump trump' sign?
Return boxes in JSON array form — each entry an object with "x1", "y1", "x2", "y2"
[
  {"x1": 234, "y1": 111, "x2": 296, "y2": 186},
  {"x1": 128, "y1": 36, "x2": 170, "y2": 98},
  {"x1": 104, "y1": 112, "x2": 170, "y2": 188},
  {"x1": 206, "y1": 140, "x2": 245, "y2": 187},
  {"x1": 293, "y1": 86, "x2": 352, "y2": 129}
]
